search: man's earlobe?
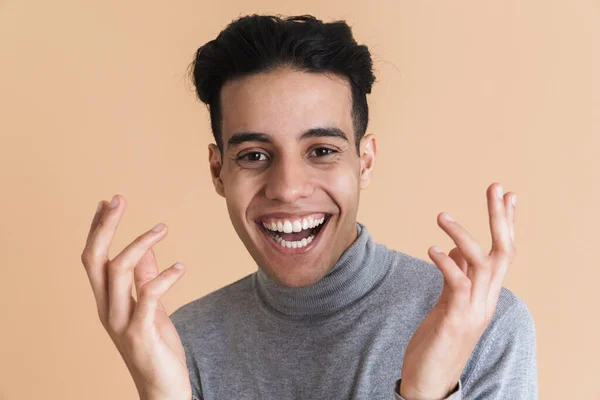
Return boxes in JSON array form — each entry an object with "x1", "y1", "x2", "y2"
[
  {"x1": 359, "y1": 134, "x2": 376, "y2": 189},
  {"x1": 208, "y1": 143, "x2": 225, "y2": 198}
]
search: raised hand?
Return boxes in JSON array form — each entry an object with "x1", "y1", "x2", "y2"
[
  {"x1": 80, "y1": 195, "x2": 191, "y2": 400},
  {"x1": 399, "y1": 183, "x2": 517, "y2": 399}
]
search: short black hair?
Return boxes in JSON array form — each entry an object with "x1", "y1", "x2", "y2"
[{"x1": 188, "y1": 14, "x2": 376, "y2": 154}]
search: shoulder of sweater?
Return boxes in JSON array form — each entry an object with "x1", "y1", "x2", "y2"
[
  {"x1": 380, "y1": 245, "x2": 445, "y2": 280},
  {"x1": 379, "y1": 246, "x2": 448, "y2": 295},
  {"x1": 380, "y1": 245, "x2": 533, "y2": 332},
  {"x1": 169, "y1": 272, "x2": 255, "y2": 331}
]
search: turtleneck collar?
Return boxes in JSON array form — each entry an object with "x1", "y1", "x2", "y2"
[{"x1": 254, "y1": 222, "x2": 390, "y2": 319}]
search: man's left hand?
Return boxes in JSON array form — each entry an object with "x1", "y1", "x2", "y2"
[{"x1": 399, "y1": 182, "x2": 517, "y2": 399}]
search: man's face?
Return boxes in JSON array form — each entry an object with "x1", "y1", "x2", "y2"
[{"x1": 208, "y1": 67, "x2": 376, "y2": 288}]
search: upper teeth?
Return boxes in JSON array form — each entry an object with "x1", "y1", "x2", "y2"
[{"x1": 262, "y1": 216, "x2": 326, "y2": 233}]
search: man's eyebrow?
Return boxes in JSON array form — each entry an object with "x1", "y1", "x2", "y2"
[
  {"x1": 227, "y1": 126, "x2": 349, "y2": 149},
  {"x1": 299, "y1": 126, "x2": 349, "y2": 142},
  {"x1": 227, "y1": 133, "x2": 271, "y2": 148}
]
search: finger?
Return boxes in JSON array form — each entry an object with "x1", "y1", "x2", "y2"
[
  {"x1": 108, "y1": 222, "x2": 168, "y2": 333},
  {"x1": 448, "y1": 247, "x2": 468, "y2": 275},
  {"x1": 487, "y1": 183, "x2": 512, "y2": 258},
  {"x1": 133, "y1": 248, "x2": 169, "y2": 315},
  {"x1": 81, "y1": 198, "x2": 120, "y2": 316},
  {"x1": 486, "y1": 192, "x2": 516, "y2": 300},
  {"x1": 437, "y1": 212, "x2": 492, "y2": 303},
  {"x1": 436, "y1": 212, "x2": 486, "y2": 266},
  {"x1": 134, "y1": 247, "x2": 160, "y2": 295},
  {"x1": 428, "y1": 246, "x2": 471, "y2": 297},
  {"x1": 131, "y1": 262, "x2": 185, "y2": 331},
  {"x1": 85, "y1": 200, "x2": 107, "y2": 248},
  {"x1": 504, "y1": 192, "x2": 516, "y2": 243},
  {"x1": 87, "y1": 194, "x2": 126, "y2": 262}
]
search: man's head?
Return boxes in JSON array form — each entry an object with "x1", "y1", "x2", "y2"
[{"x1": 189, "y1": 14, "x2": 377, "y2": 288}]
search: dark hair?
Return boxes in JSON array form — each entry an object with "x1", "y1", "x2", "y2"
[{"x1": 188, "y1": 14, "x2": 376, "y2": 154}]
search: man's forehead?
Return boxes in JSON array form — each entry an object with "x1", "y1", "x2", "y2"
[{"x1": 220, "y1": 69, "x2": 354, "y2": 144}]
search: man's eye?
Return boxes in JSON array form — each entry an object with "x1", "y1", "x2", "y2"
[
  {"x1": 238, "y1": 152, "x2": 268, "y2": 162},
  {"x1": 311, "y1": 147, "x2": 337, "y2": 157}
]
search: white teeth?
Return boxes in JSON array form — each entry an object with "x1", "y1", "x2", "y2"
[
  {"x1": 301, "y1": 218, "x2": 309, "y2": 230},
  {"x1": 277, "y1": 234, "x2": 315, "y2": 249},
  {"x1": 283, "y1": 221, "x2": 293, "y2": 233},
  {"x1": 292, "y1": 220, "x2": 302, "y2": 233},
  {"x1": 262, "y1": 215, "x2": 327, "y2": 232}
]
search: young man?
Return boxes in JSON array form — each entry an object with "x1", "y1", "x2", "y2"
[{"x1": 81, "y1": 14, "x2": 537, "y2": 400}]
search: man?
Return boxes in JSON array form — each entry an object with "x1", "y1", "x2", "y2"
[{"x1": 81, "y1": 14, "x2": 537, "y2": 400}]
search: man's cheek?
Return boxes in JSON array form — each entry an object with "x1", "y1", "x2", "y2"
[
  {"x1": 227, "y1": 174, "x2": 251, "y2": 196},
  {"x1": 224, "y1": 177, "x2": 250, "y2": 211},
  {"x1": 323, "y1": 171, "x2": 359, "y2": 197}
]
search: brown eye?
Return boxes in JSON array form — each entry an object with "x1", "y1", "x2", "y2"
[
  {"x1": 310, "y1": 147, "x2": 337, "y2": 157},
  {"x1": 238, "y1": 152, "x2": 268, "y2": 162}
]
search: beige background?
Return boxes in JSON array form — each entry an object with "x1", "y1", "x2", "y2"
[{"x1": 1, "y1": 1, "x2": 598, "y2": 399}]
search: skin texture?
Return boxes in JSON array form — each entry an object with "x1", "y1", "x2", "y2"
[{"x1": 208, "y1": 66, "x2": 376, "y2": 288}]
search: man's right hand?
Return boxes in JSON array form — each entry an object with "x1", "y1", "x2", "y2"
[{"x1": 80, "y1": 194, "x2": 192, "y2": 400}]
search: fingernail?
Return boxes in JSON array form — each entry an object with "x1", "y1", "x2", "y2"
[
  {"x1": 151, "y1": 223, "x2": 164, "y2": 232},
  {"x1": 174, "y1": 262, "x2": 184, "y2": 269},
  {"x1": 443, "y1": 213, "x2": 454, "y2": 222},
  {"x1": 496, "y1": 185, "x2": 504, "y2": 199},
  {"x1": 432, "y1": 246, "x2": 442, "y2": 253},
  {"x1": 511, "y1": 195, "x2": 517, "y2": 206},
  {"x1": 109, "y1": 195, "x2": 119, "y2": 209},
  {"x1": 96, "y1": 201, "x2": 103, "y2": 213}
]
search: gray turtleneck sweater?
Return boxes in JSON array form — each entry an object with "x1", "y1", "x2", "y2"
[{"x1": 170, "y1": 223, "x2": 537, "y2": 399}]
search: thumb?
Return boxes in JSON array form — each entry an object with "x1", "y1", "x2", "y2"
[
  {"x1": 134, "y1": 249, "x2": 166, "y2": 317},
  {"x1": 134, "y1": 248, "x2": 160, "y2": 293}
]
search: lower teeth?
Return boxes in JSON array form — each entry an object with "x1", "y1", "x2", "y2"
[{"x1": 269, "y1": 232, "x2": 315, "y2": 249}]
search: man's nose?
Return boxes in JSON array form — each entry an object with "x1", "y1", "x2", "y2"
[{"x1": 264, "y1": 158, "x2": 313, "y2": 203}]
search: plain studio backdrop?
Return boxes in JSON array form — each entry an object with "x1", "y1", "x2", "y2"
[{"x1": 0, "y1": 1, "x2": 598, "y2": 399}]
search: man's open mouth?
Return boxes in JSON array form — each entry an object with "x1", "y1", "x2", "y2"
[{"x1": 257, "y1": 214, "x2": 331, "y2": 251}]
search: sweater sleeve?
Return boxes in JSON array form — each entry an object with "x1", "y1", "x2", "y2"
[{"x1": 394, "y1": 378, "x2": 462, "y2": 399}]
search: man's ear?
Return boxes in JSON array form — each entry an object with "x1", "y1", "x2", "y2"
[
  {"x1": 208, "y1": 143, "x2": 225, "y2": 198},
  {"x1": 359, "y1": 133, "x2": 376, "y2": 189}
]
